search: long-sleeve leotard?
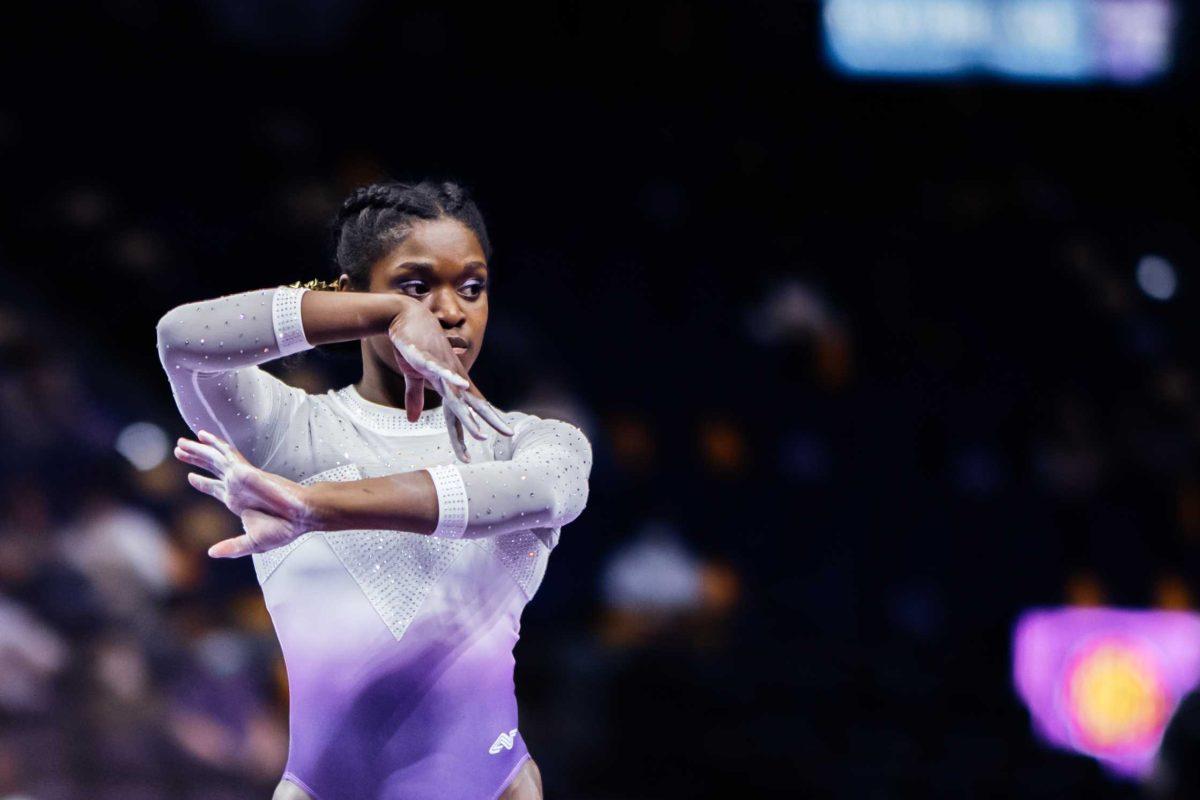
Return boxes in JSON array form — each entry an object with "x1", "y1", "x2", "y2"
[{"x1": 155, "y1": 286, "x2": 592, "y2": 800}]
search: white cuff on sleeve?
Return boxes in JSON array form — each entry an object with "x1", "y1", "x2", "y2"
[
  {"x1": 424, "y1": 463, "x2": 469, "y2": 539},
  {"x1": 272, "y1": 287, "x2": 313, "y2": 356}
]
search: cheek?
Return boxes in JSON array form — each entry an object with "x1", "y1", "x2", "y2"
[
  {"x1": 463, "y1": 307, "x2": 487, "y2": 369},
  {"x1": 469, "y1": 300, "x2": 489, "y2": 334}
]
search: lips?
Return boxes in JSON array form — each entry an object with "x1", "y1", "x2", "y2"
[{"x1": 446, "y1": 335, "x2": 470, "y2": 354}]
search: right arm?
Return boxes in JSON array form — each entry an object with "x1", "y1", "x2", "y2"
[{"x1": 156, "y1": 286, "x2": 411, "y2": 467}]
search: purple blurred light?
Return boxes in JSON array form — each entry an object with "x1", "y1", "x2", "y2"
[
  {"x1": 1094, "y1": 0, "x2": 1174, "y2": 83},
  {"x1": 1013, "y1": 607, "x2": 1200, "y2": 778}
]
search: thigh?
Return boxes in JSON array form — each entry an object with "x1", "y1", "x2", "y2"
[
  {"x1": 498, "y1": 758, "x2": 543, "y2": 800},
  {"x1": 272, "y1": 778, "x2": 316, "y2": 800}
]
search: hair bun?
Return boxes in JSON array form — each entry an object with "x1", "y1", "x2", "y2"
[
  {"x1": 438, "y1": 182, "x2": 466, "y2": 210},
  {"x1": 338, "y1": 182, "x2": 413, "y2": 220}
]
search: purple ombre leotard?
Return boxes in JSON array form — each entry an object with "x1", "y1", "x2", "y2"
[{"x1": 156, "y1": 287, "x2": 592, "y2": 800}]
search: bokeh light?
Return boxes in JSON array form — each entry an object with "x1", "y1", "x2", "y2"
[
  {"x1": 114, "y1": 421, "x2": 169, "y2": 471},
  {"x1": 1137, "y1": 254, "x2": 1177, "y2": 301}
]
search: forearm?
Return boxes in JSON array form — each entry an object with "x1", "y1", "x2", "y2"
[
  {"x1": 299, "y1": 419, "x2": 591, "y2": 540},
  {"x1": 156, "y1": 286, "x2": 414, "y2": 371},
  {"x1": 298, "y1": 289, "x2": 417, "y2": 347},
  {"x1": 305, "y1": 471, "x2": 440, "y2": 535}
]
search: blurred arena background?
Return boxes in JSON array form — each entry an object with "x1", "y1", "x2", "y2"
[{"x1": 2, "y1": 1, "x2": 1200, "y2": 797}]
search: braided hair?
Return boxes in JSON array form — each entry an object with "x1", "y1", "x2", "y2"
[{"x1": 331, "y1": 180, "x2": 491, "y2": 289}]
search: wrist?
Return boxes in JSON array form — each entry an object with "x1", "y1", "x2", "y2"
[
  {"x1": 384, "y1": 294, "x2": 422, "y2": 332},
  {"x1": 372, "y1": 293, "x2": 417, "y2": 335},
  {"x1": 299, "y1": 483, "x2": 336, "y2": 532}
]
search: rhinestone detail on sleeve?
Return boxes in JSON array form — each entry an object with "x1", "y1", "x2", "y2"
[
  {"x1": 271, "y1": 286, "x2": 312, "y2": 356},
  {"x1": 424, "y1": 463, "x2": 469, "y2": 539}
]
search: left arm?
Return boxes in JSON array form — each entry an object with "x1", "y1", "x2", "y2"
[
  {"x1": 308, "y1": 416, "x2": 592, "y2": 539},
  {"x1": 176, "y1": 416, "x2": 592, "y2": 557}
]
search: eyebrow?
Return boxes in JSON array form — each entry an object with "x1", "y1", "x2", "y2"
[
  {"x1": 389, "y1": 261, "x2": 489, "y2": 277},
  {"x1": 390, "y1": 261, "x2": 436, "y2": 275}
]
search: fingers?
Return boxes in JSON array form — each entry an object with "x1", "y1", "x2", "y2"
[
  {"x1": 436, "y1": 365, "x2": 470, "y2": 389},
  {"x1": 174, "y1": 446, "x2": 205, "y2": 471},
  {"x1": 187, "y1": 472, "x2": 227, "y2": 504},
  {"x1": 175, "y1": 439, "x2": 223, "y2": 473},
  {"x1": 207, "y1": 534, "x2": 257, "y2": 559},
  {"x1": 461, "y1": 391, "x2": 515, "y2": 437},
  {"x1": 444, "y1": 388, "x2": 487, "y2": 441},
  {"x1": 420, "y1": 358, "x2": 468, "y2": 389},
  {"x1": 197, "y1": 430, "x2": 241, "y2": 462},
  {"x1": 404, "y1": 373, "x2": 425, "y2": 423},
  {"x1": 444, "y1": 404, "x2": 471, "y2": 463},
  {"x1": 393, "y1": 340, "x2": 470, "y2": 390},
  {"x1": 209, "y1": 510, "x2": 269, "y2": 559}
]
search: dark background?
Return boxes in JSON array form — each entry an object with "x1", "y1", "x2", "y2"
[{"x1": 1, "y1": 1, "x2": 1199, "y2": 797}]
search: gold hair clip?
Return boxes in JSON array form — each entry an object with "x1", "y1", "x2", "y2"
[{"x1": 286, "y1": 278, "x2": 341, "y2": 292}]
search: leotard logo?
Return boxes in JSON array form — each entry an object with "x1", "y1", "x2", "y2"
[{"x1": 488, "y1": 729, "x2": 520, "y2": 754}]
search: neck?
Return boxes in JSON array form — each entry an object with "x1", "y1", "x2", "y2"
[{"x1": 355, "y1": 343, "x2": 444, "y2": 411}]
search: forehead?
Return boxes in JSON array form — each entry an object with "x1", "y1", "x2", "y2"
[{"x1": 390, "y1": 217, "x2": 486, "y2": 264}]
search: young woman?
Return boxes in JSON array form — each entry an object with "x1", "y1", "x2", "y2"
[{"x1": 155, "y1": 181, "x2": 592, "y2": 800}]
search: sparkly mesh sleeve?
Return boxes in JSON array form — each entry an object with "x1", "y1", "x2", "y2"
[
  {"x1": 424, "y1": 415, "x2": 593, "y2": 539},
  {"x1": 156, "y1": 287, "x2": 312, "y2": 468}
]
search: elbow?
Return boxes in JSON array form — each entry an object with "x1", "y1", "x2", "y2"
[
  {"x1": 156, "y1": 302, "x2": 210, "y2": 371},
  {"x1": 549, "y1": 426, "x2": 592, "y2": 527},
  {"x1": 155, "y1": 306, "x2": 186, "y2": 367},
  {"x1": 549, "y1": 473, "x2": 590, "y2": 528}
]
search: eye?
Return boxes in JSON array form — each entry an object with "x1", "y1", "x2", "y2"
[
  {"x1": 396, "y1": 280, "x2": 429, "y2": 297},
  {"x1": 459, "y1": 279, "x2": 486, "y2": 299}
]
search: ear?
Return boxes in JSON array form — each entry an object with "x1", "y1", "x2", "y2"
[{"x1": 336, "y1": 273, "x2": 352, "y2": 292}]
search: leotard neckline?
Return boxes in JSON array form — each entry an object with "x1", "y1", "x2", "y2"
[{"x1": 332, "y1": 384, "x2": 449, "y2": 436}]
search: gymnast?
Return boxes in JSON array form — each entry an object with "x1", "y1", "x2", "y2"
[{"x1": 156, "y1": 180, "x2": 592, "y2": 800}]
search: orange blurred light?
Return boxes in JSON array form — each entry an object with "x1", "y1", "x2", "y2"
[
  {"x1": 1066, "y1": 571, "x2": 1106, "y2": 607},
  {"x1": 1155, "y1": 575, "x2": 1193, "y2": 611},
  {"x1": 608, "y1": 415, "x2": 656, "y2": 472},
  {"x1": 699, "y1": 419, "x2": 746, "y2": 474}
]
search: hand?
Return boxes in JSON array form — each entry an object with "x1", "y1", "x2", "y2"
[
  {"x1": 387, "y1": 306, "x2": 513, "y2": 463},
  {"x1": 174, "y1": 430, "x2": 313, "y2": 558}
]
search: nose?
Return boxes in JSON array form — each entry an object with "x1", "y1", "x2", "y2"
[{"x1": 429, "y1": 285, "x2": 466, "y2": 329}]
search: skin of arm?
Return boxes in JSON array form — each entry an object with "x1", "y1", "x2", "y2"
[
  {"x1": 305, "y1": 472, "x2": 440, "y2": 535},
  {"x1": 295, "y1": 290, "x2": 417, "y2": 346}
]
